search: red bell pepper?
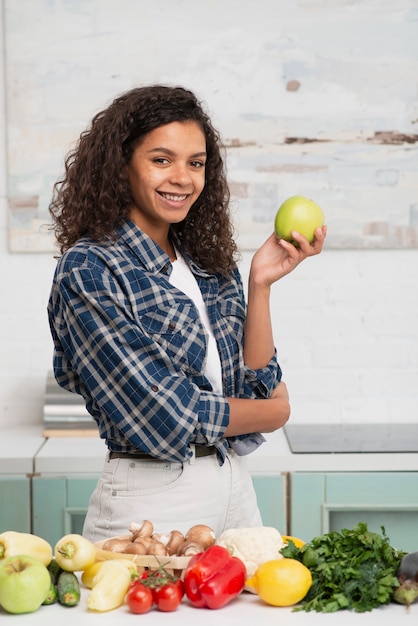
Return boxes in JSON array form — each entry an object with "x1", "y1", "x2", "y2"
[{"x1": 183, "y1": 544, "x2": 246, "y2": 609}]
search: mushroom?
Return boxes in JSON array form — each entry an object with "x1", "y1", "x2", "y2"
[
  {"x1": 146, "y1": 538, "x2": 169, "y2": 556},
  {"x1": 176, "y1": 539, "x2": 206, "y2": 557},
  {"x1": 152, "y1": 532, "x2": 170, "y2": 546},
  {"x1": 124, "y1": 541, "x2": 149, "y2": 555},
  {"x1": 101, "y1": 537, "x2": 132, "y2": 553},
  {"x1": 184, "y1": 524, "x2": 216, "y2": 550},
  {"x1": 165, "y1": 530, "x2": 185, "y2": 556},
  {"x1": 133, "y1": 536, "x2": 152, "y2": 551},
  {"x1": 129, "y1": 520, "x2": 154, "y2": 541}
]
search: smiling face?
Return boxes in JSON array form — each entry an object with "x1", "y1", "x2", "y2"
[{"x1": 127, "y1": 120, "x2": 207, "y2": 247}]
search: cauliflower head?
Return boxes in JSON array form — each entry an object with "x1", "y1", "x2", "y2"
[{"x1": 216, "y1": 526, "x2": 285, "y2": 577}]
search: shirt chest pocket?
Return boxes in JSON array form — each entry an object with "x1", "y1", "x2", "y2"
[{"x1": 139, "y1": 302, "x2": 207, "y2": 374}]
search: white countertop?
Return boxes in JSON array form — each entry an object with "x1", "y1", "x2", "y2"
[
  {"x1": 1, "y1": 582, "x2": 416, "y2": 625},
  {"x1": 247, "y1": 428, "x2": 418, "y2": 473},
  {"x1": 1, "y1": 426, "x2": 418, "y2": 476},
  {"x1": 0, "y1": 427, "x2": 45, "y2": 474},
  {"x1": 33, "y1": 434, "x2": 106, "y2": 475}
]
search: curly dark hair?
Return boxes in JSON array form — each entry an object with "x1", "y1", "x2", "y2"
[{"x1": 48, "y1": 84, "x2": 238, "y2": 274}]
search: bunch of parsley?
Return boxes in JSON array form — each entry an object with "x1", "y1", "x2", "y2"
[{"x1": 281, "y1": 522, "x2": 406, "y2": 613}]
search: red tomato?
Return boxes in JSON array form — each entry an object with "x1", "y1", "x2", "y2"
[
  {"x1": 126, "y1": 581, "x2": 154, "y2": 614},
  {"x1": 154, "y1": 580, "x2": 184, "y2": 612}
]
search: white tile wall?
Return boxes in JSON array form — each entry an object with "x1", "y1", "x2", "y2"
[
  {"x1": 0, "y1": 2, "x2": 417, "y2": 429},
  {"x1": 240, "y1": 246, "x2": 418, "y2": 426}
]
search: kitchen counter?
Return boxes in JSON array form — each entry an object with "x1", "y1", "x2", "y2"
[
  {"x1": 33, "y1": 434, "x2": 106, "y2": 475},
  {"x1": 0, "y1": 425, "x2": 416, "y2": 476},
  {"x1": 28, "y1": 427, "x2": 418, "y2": 476},
  {"x1": 0, "y1": 427, "x2": 45, "y2": 474},
  {"x1": 2, "y1": 428, "x2": 418, "y2": 623},
  {"x1": 248, "y1": 427, "x2": 418, "y2": 473},
  {"x1": 2, "y1": 587, "x2": 416, "y2": 625}
]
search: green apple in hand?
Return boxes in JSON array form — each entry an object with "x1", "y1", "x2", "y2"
[
  {"x1": 0, "y1": 554, "x2": 50, "y2": 614},
  {"x1": 274, "y1": 195, "x2": 324, "y2": 245}
]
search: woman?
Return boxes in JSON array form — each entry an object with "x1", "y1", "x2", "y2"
[{"x1": 48, "y1": 85, "x2": 326, "y2": 542}]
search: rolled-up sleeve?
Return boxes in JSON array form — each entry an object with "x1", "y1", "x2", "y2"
[{"x1": 244, "y1": 349, "x2": 282, "y2": 399}]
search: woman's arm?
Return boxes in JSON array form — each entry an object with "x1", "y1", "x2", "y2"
[
  {"x1": 224, "y1": 381, "x2": 290, "y2": 436},
  {"x1": 223, "y1": 227, "x2": 326, "y2": 438},
  {"x1": 243, "y1": 226, "x2": 327, "y2": 370}
]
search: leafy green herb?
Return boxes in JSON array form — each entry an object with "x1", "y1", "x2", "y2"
[{"x1": 281, "y1": 522, "x2": 406, "y2": 613}]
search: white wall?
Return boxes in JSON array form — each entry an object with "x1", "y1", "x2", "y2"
[{"x1": 0, "y1": 1, "x2": 417, "y2": 429}]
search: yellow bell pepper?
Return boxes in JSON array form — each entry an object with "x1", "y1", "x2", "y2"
[
  {"x1": 82, "y1": 558, "x2": 137, "y2": 589},
  {"x1": 87, "y1": 560, "x2": 137, "y2": 611},
  {"x1": 54, "y1": 533, "x2": 96, "y2": 572},
  {"x1": 81, "y1": 561, "x2": 103, "y2": 589},
  {"x1": 0, "y1": 531, "x2": 53, "y2": 566}
]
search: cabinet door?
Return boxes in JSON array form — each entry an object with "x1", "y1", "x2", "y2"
[
  {"x1": 291, "y1": 472, "x2": 418, "y2": 552},
  {"x1": 65, "y1": 477, "x2": 99, "y2": 536},
  {"x1": 32, "y1": 476, "x2": 98, "y2": 546},
  {"x1": 325, "y1": 473, "x2": 418, "y2": 552},
  {"x1": 252, "y1": 474, "x2": 288, "y2": 533},
  {"x1": 0, "y1": 477, "x2": 30, "y2": 533},
  {"x1": 290, "y1": 473, "x2": 324, "y2": 540}
]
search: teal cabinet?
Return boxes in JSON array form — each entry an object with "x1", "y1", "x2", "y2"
[
  {"x1": 0, "y1": 477, "x2": 31, "y2": 533},
  {"x1": 25, "y1": 468, "x2": 418, "y2": 552},
  {"x1": 32, "y1": 475, "x2": 98, "y2": 546},
  {"x1": 252, "y1": 474, "x2": 288, "y2": 533},
  {"x1": 291, "y1": 472, "x2": 418, "y2": 552}
]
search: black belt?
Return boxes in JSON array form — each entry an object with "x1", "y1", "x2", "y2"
[{"x1": 108, "y1": 446, "x2": 216, "y2": 461}]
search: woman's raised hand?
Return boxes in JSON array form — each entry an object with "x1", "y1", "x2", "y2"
[{"x1": 249, "y1": 225, "x2": 327, "y2": 288}]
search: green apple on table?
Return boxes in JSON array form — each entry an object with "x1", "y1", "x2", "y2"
[
  {"x1": 274, "y1": 195, "x2": 324, "y2": 245},
  {"x1": 0, "y1": 554, "x2": 51, "y2": 614}
]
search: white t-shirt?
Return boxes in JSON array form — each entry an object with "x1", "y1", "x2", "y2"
[{"x1": 169, "y1": 254, "x2": 223, "y2": 394}]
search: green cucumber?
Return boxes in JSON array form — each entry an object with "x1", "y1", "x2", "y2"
[
  {"x1": 42, "y1": 581, "x2": 58, "y2": 605},
  {"x1": 47, "y1": 558, "x2": 64, "y2": 585},
  {"x1": 57, "y1": 571, "x2": 80, "y2": 607}
]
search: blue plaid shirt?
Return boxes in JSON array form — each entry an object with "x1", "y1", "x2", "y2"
[{"x1": 48, "y1": 221, "x2": 282, "y2": 464}]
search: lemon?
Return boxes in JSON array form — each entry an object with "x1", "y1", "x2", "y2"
[
  {"x1": 281, "y1": 535, "x2": 306, "y2": 549},
  {"x1": 246, "y1": 558, "x2": 312, "y2": 607}
]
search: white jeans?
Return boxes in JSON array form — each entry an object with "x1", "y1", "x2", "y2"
[{"x1": 83, "y1": 446, "x2": 262, "y2": 542}]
